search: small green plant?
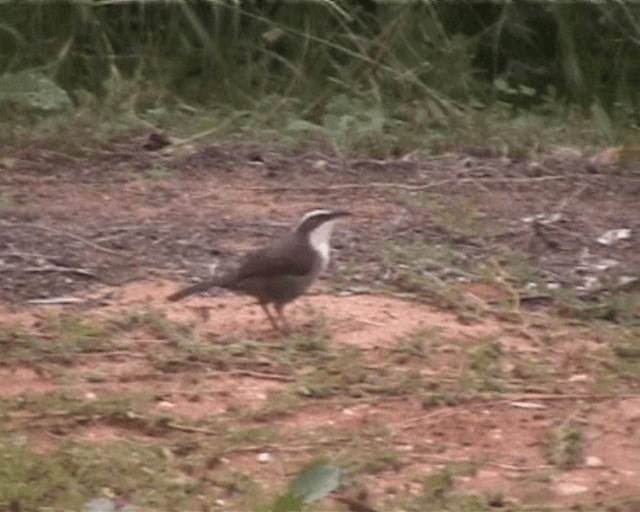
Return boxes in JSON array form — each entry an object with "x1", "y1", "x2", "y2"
[
  {"x1": 379, "y1": 236, "x2": 475, "y2": 308},
  {"x1": 423, "y1": 467, "x2": 454, "y2": 499},
  {"x1": 291, "y1": 331, "x2": 329, "y2": 354},
  {"x1": 250, "y1": 390, "x2": 301, "y2": 422},
  {"x1": 460, "y1": 340, "x2": 507, "y2": 393},
  {"x1": 287, "y1": 94, "x2": 389, "y2": 156},
  {"x1": 270, "y1": 460, "x2": 343, "y2": 512},
  {"x1": 421, "y1": 391, "x2": 461, "y2": 408},
  {"x1": 27, "y1": 315, "x2": 115, "y2": 359},
  {"x1": 558, "y1": 293, "x2": 639, "y2": 325},
  {"x1": 544, "y1": 423, "x2": 584, "y2": 469},
  {"x1": 400, "y1": 461, "x2": 487, "y2": 511},
  {"x1": 392, "y1": 331, "x2": 430, "y2": 362},
  {"x1": 0, "y1": 439, "x2": 217, "y2": 511},
  {"x1": 350, "y1": 446, "x2": 403, "y2": 475},
  {"x1": 579, "y1": 327, "x2": 640, "y2": 391},
  {"x1": 112, "y1": 309, "x2": 196, "y2": 345},
  {"x1": 0, "y1": 442, "x2": 84, "y2": 510}
]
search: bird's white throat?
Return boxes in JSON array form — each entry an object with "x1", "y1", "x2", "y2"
[{"x1": 308, "y1": 219, "x2": 336, "y2": 271}]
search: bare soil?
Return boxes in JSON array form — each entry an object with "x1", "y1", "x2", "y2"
[{"x1": 0, "y1": 134, "x2": 638, "y2": 510}]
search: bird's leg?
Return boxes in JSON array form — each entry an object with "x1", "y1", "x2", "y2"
[
  {"x1": 259, "y1": 302, "x2": 281, "y2": 332},
  {"x1": 275, "y1": 304, "x2": 292, "y2": 334}
]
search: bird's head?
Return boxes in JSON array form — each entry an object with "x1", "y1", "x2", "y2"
[
  {"x1": 295, "y1": 209, "x2": 351, "y2": 257},
  {"x1": 296, "y1": 209, "x2": 351, "y2": 235}
]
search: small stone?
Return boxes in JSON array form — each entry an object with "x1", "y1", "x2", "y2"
[
  {"x1": 257, "y1": 452, "x2": 272, "y2": 463},
  {"x1": 551, "y1": 146, "x2": 583, "y2": 160},
  {"x1": 527, "y1": 161, "x2": 543, "y2": 175},
  {"x1": 586, "y1": 456, "x2": 604, "y2": 468},
  {"x1": 312, "y1": 160, "x2": 328, "y2": 171},
  {"x1": 568, "y1": 374, "x2": 590, "y2": 383},
  {"x1": 597, "y1": 228, "x2": 631, "y2": 246},
  {"x1": 555, "y1": 482, "x2": 588, "y2": 496}
]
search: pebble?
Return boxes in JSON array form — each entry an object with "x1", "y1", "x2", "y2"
[
  {"x1": 586, "y1": 456, "x2": 604, "y2": 468},
  {"x1": 257, "y1": 452, "x2": 272, "y2": 463},
  {"x1": 555, "y1": 482, "x2": 588, "y2": 496}
]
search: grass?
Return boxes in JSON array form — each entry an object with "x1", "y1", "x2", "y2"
[
  {"x1": 111, "y1": 308, "x2": 197, "y2": 346},
  {"x1": 0, "y1": 439, "x2": 254, "y2": 511},
  {"x1": 296, "y1": 345, "x2": 427, "y2": 400},
  {"x1": 373, "y1": 200, "x2": 548, "y2": 319},
  {"x1": 2, "y1": 70, "x2": 638, "y2": 172},
  {"x1": 390, "y1": 328, "x2": 436, "y2": 363},
  {"x1": 0, "y1": 301, "x2": 638, "y2": 511},
  {"x1": 4, "y1": 390, "x2": 153, "y2": 428},
  {"x1": 402, "y1": 462, "x2": 487, "y2": 512},
  {"x1": 246, "y1": 389, "x2": 302, "y2": 422},
  {"x1": 588, "y1": 327, "x2": 640, "y2": 391},
  {"x1": 0, "y1": 105, "x2": 638, "y2": 511},
  {"x1": 379, "y1": 236, "x2": 472, "y2": 308},
  {"x1": 329, "y1": 419, "x2": 402, "y2": 475},
  {"x1": 557, "y1": 292, "x2": 640, "y2": 325},
  {"x1": 459, "y1": 339, "x2": 509, "y2": 394},
  {"x1": 415, "y1": 194, "x2": 488, "y2": 239},
  {"x1": 544, "y1": 423, "x2": 585, "y2": 470},
  {"x1": 1, "y1": 316, "x2": 126, "y2": 369}
]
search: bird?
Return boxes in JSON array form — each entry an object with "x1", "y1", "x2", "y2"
[{"x1": 167, "y1": 209, "x2": 351, "y2": 332}]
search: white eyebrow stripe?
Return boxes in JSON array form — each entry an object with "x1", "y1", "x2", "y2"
[{"x1": 299, "y1": 209, "x2": 333, "y2": 223}]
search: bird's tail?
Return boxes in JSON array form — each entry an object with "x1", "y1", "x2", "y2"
[{"x1": 167, "y1": 279, "x2": 222, "y2": 302}]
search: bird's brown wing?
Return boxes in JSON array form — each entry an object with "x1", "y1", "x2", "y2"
[
  {"x1": 167, "y1": 235, "x2": 316, "y2": 302},
  {"x1": 233, "y1": 237, "x2": 315, "y2": 281}
]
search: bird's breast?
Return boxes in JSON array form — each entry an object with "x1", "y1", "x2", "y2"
[{"x1": 307, "y1": 220, "x2": 335, "y2": 272}]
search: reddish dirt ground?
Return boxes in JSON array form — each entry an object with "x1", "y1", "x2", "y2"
[{"x1": 0, "y1": 135, "x2": 638, "y2": 509}]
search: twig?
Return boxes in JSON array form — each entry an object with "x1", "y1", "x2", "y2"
[
  {"x1": 37, "y1": 149, "x2": 84, "y2": 164},
  {"x1": 22, "y1": 265, "x2": 99, "y2": 278},
  {"x1": 408, "y1": 453, "x2": 552, "y2": 473},
  {"x1": 2, "y1": 249, "x2": 59, "y2": 261},
  {"x1": 407, "y1": 453, "x2": 482, "y2": 464},
  {"x1": 508, "y1": 401, "x2": 547, "y2": 410},
  {"x1": 488, "y1": 462, "x2": 553, "y2": 472},
  {"x1": 170, "y1": 129, "x2": 216, "y2": 147},
  {"x1": 92, "y1": 224, "x2": 141, "y2": 243},
  {"x1": 497, "y1": 392, "x2": 640, "y2": 402},
  {"x1": 0, "y1": 220, "x2": 129, "y2": 256},
  {"x1": 554, "y1": 183, "x2": 590, "y2": 213},
  {"x1": 220, "y1": 437, "x2": 353, "y2": 456},
  {"x1": 399, "y1": 393, "x2": 639, "y2": 430},
  {"x1": 398, "y1": 407, "x2": 462, "y2": 429},
  {"x1": 63, "y1": 350, "x2": 148, "y2": 359},
  {"x1": 27, "y1": 297, "x2": 85, "y2": 305},
  {"x1": 166, "y1": 422, "x2": 219, "y2": 435},
  {"x1": 354, "y1": 318, "x2": 387, "y2": 327},
  {"x1": 227, "y1": 369, "x2": 295, "y2": 382},
  {"x1": 199, "y1": 174, "x2": 591, "y2": 195},
  {"x1": 221, "y1": 443, "x2": 317, "y2": 454}
]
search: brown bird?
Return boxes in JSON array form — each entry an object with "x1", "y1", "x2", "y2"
[{"x1": 168, "y1": 209, "x2": 351, "y2": 332}]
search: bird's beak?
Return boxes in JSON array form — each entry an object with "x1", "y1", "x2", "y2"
[{"x1": 331, "y1": 210, "x2": 352, "y2": 219}]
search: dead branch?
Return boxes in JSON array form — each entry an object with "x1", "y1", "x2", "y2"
[
  {"x1": 0, "y1": 220, "x2": 130, "y2": 256},
  {"x1": 22, "y1": 265, "x2": 99, "y2": 278},
  {"x1": 26, "y1": 297, "x2": 86, "y2": 305},
  {"x1": 226, "y1": 369, "x2": 295, "y2": 382},
  {"x1": 202, "y1": 174, "x2": 596, "y2": 195}
]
